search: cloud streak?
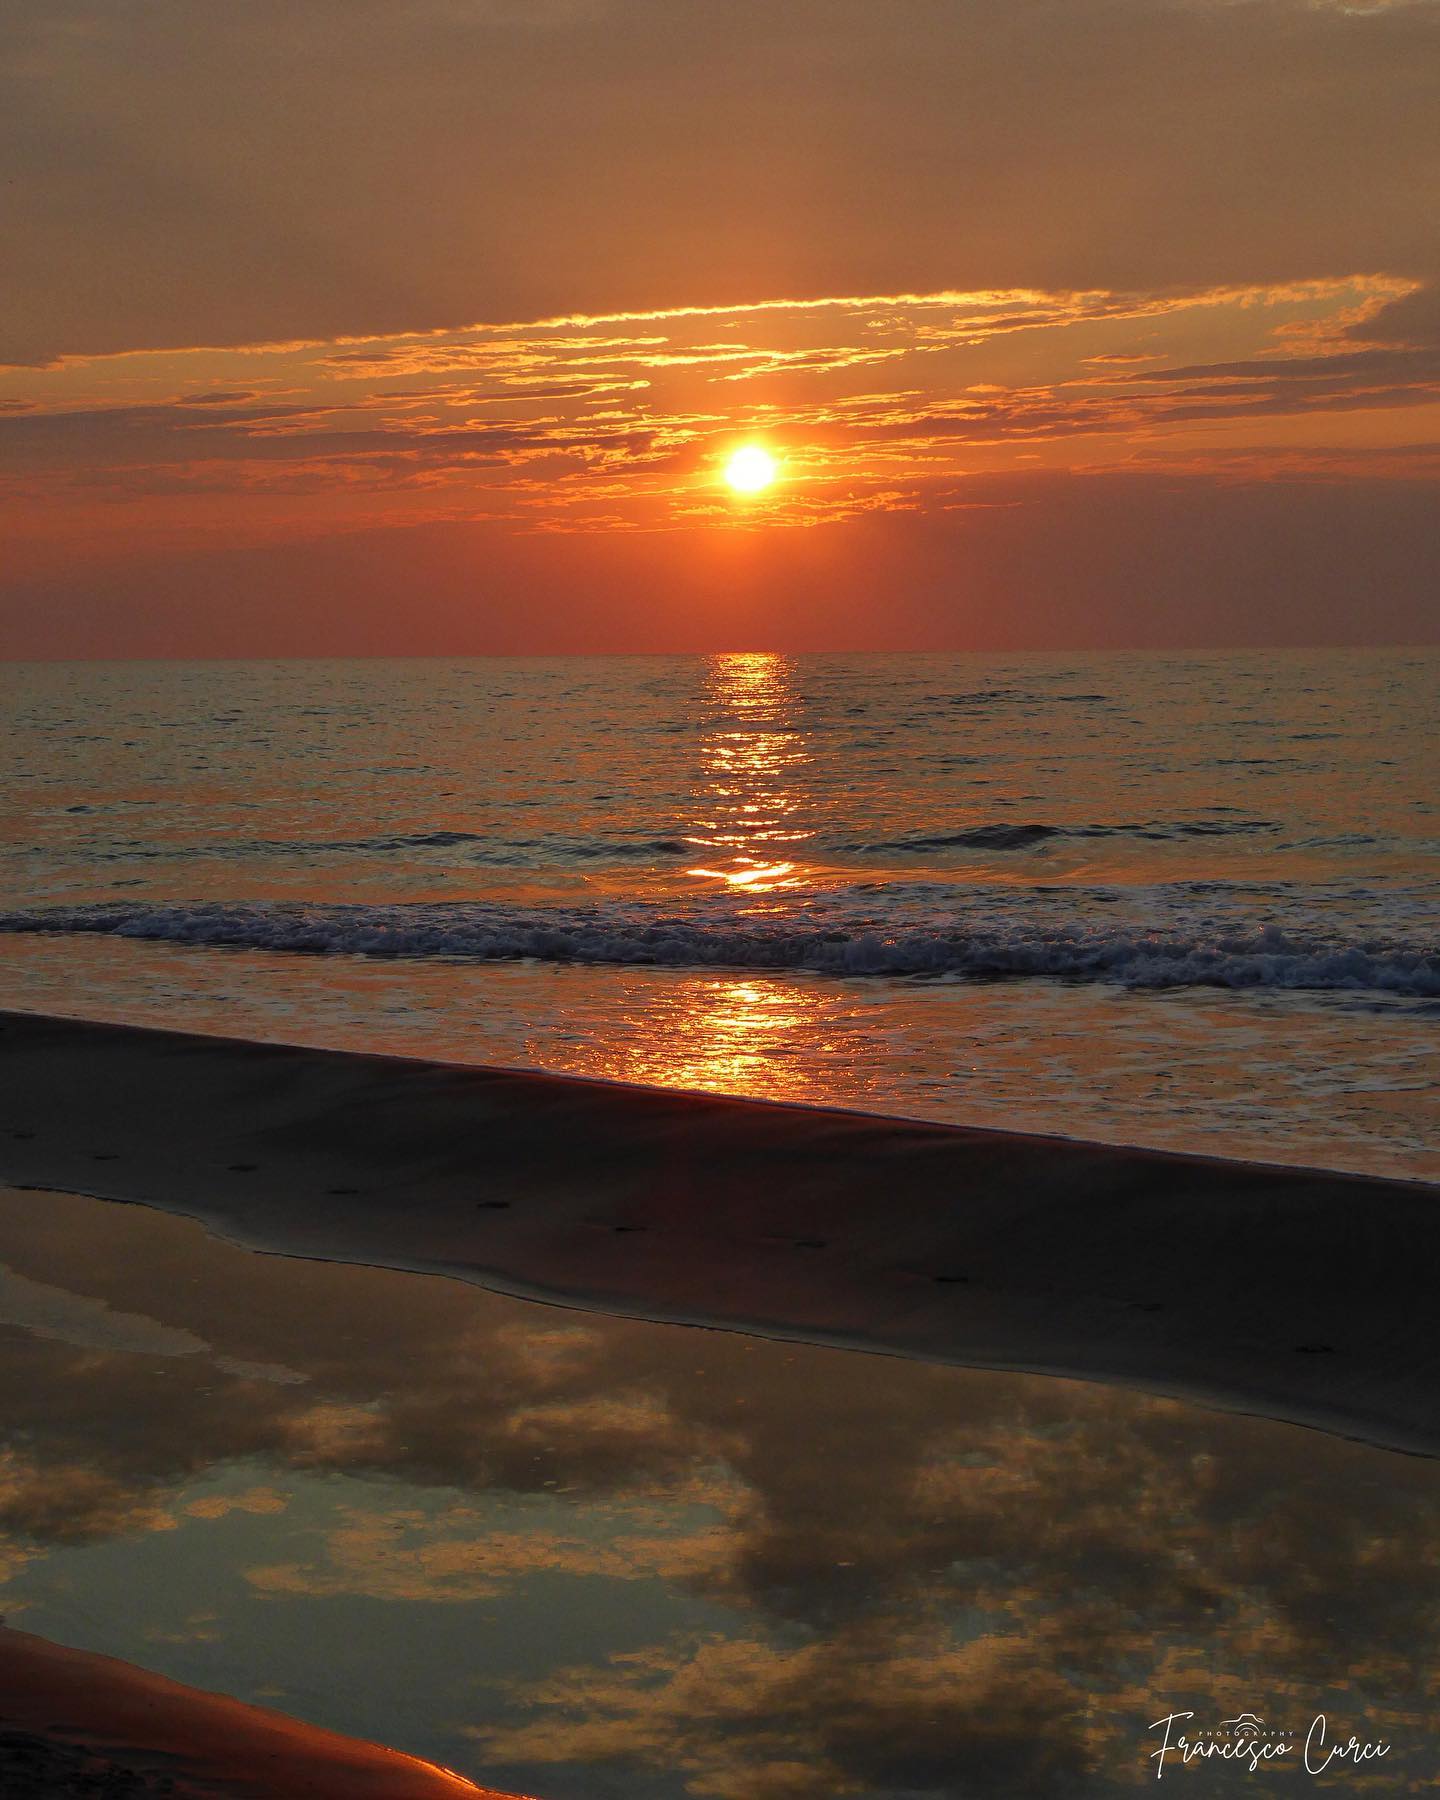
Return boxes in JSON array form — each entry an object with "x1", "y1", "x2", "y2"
[
  {"x1": 3, "y1": 274, "x2": 1434, "y2": 546},
  {"x1": 1, "y1": 0, "x2": 1436, "y2": 647},
  {"x1": 4, "y1": 0, "x2": 1438, "y2": 366}
]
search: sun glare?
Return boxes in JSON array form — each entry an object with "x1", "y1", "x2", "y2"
[{"x1": 724, "y1": 445, "x2": 779, "y2": 494}]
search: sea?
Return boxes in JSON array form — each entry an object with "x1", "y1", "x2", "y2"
[{"x1": 1, "y1": 648, "x2": 1435, "y2": 1179}]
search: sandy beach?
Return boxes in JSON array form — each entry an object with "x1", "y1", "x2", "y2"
[
  {"x1": 6, "y1": 2, "x2": 1438, "y2": 1785},
  {"x1": 2, "y1": 1006, "x2": 1436, "y2": 1460},
  {"x1": 0, "y1": 1625, "x2": 517, "y2": 1798},
  {"x1": 3, "y1": 1170, "x2": 1438, "y2": 1794}
]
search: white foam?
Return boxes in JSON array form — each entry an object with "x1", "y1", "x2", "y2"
[{"x1": 2, "y1": 903, "x2": 1436, "y2": 998}]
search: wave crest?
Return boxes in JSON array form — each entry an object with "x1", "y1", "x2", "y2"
[{"x1": 2, "y1": 902, "x2": 1436, "y2": 998}]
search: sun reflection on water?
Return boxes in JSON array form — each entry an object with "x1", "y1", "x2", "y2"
[
  {"x1": 683, "y1": 651, "x2": 814, "y2": 899},
  {"x1": 572, "y1": 654, "x2": 851, "y2": 1099},
  {"x1": 555, "y1": 973, "x2": 850, "y2": 1102}
]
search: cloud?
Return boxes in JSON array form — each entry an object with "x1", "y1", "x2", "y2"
[
  {"x1": 1123, "y1": 347, "x2": 1440, "y2": 385},
  {"x1": 1, "y1": 266, "x2": 1434, "y2": 646},
  {"x1": 2, "y1": 0, "x2": 1437, "y2": 363},
  {"x1": 1345, "y1": 281, "x2": 1440, "y2": 348},
  {"x1": 5, "y1": 275, "x2": 1432, "y2": 520}
]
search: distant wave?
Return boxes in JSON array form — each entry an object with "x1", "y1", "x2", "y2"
[
  {"x1": 943, "y1": 688, "x2": 1108, "y2": 706},
  {"x1": 81, "y1": 832, "x2": 693, "y2": 865},
  {"x1": 62, "y1": 819, "x2": 1283, "y2": 866},
  {"x1": 3, "y1": 902, "x2": 1436, "y2": 998},
  {"x1": 359, "y1": 832, "x2": 694, "y2": 860},
  {"x1": 845, "y1": 819, "x2": 1279, "y2": 853}
]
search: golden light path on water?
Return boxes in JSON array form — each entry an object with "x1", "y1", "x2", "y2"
[
  {"x1": 637, "y1": 651, "x2": 855, "y2": 1095},
  {"x1": 683, "y1": 652, "x2": 813, "y2": 897},
  {"x1": 0, "y1": 651, "x2": 1435, "y2": 1178},
  {"x1": 573, "y1": 975, "x2": 835, "y2": 1097}
]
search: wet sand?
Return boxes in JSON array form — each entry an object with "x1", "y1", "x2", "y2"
[
  {"x1": 2, "y1": 1175, "x2": 1438, "y2": 1794},
  {"x1": 0, "y1": 1626, "x2": 514, "y2": 1798},
  {"x1": 1, "y1": 1007, "x2": 1436, "y2": 1456}
]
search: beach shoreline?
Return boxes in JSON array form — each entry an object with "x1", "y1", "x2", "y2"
[{"x1": 2, "y1": 1006, "x2": 1435, "y2": 1458}]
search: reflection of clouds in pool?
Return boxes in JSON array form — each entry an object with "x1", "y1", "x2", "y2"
[
  {"x1": 0, "y1": 1187, "x2": 1435, "y2": 1798},
  {"x1": 247, "y1": 1506, "x2": 738, "y2": 1604}
]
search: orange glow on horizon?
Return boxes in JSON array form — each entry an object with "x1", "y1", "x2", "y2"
[{"x1": 4, "y1": 270, "x2": 1436, "y2": 654}]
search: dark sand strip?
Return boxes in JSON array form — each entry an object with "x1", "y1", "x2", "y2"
[
  {"x1": 1, "y1": 1008, "x2": 1436, "y2": 1456},
  {"x1": 0, "y1": 1625, "x2": 518, "y2": 1798}
]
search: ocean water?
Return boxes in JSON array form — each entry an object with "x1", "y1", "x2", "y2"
[{"x1": 0, "y1": 649, "x2": 1435, "y2": 1176}]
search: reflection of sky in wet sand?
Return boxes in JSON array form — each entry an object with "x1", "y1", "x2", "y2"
[{"x1": 1, "y1": 1186, "x2": 1436, "y2": 1798}]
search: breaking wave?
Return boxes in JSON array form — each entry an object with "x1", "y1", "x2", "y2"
[{"x1": 2, "y1": 902, "x2": 1436, "y2": 998}]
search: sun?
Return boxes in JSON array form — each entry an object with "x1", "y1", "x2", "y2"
[{"x1": 724, "y1": 445, "x2": 779, "y2": 495}]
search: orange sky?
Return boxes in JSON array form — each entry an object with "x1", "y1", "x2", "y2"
[{"x1": 2, "y1": 0, "x2": 1437, "y2": 654}]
